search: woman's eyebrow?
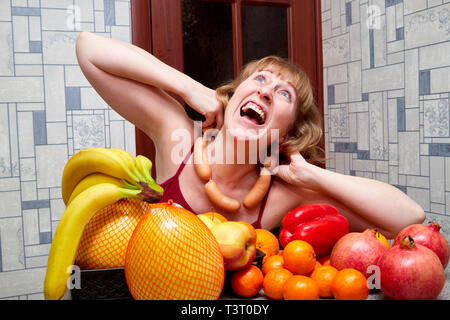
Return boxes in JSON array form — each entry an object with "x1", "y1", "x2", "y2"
[
  {"x1": 284, "y1": 81, "x2": 295, "y2": 90},
  {"x1": 280, "y1": 80, "x2": 296, "y2": 94},
  {"x1": 260, "y1": 69, "x2": 296, "y2": 93}
]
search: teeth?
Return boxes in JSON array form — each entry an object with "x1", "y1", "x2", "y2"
[{"x1": 241, "y1": 102, "x2": 266, "y2": 123}]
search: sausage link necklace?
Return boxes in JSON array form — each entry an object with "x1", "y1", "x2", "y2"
[{"x1": 193, "y1": 137, "x2": 271, "y2": 213}]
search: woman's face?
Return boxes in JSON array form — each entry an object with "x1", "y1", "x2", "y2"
[{"x1": 223, "y1": 69, "x2": 298, "y2": 143}]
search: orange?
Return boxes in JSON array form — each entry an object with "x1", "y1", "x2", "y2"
[
  {"x1": 282, "y1": 275, "x2": 320, "y2": 300},
  {"x1": 256, "y1": 229, "x2": 280, "y2": 260},
  {"x1": 277, "y1": 250, "x2": 284, "y2": 256},
  {"x1": 262, "y1": 268, "x2": 293, "y2": 300},
  {"x1": 283, "y1": 240, "x2": 316, "y2": 275},
  {"x1": 375, "y1": 231, "x2": 391, "y2": 249},
  {"x1": 331, "y1": 268, "x2": 369, "y2": 300},
  {"x1": 314, "y1": 261, "x2": 322, "y2": 269},
  {"x1": 261, "y1": 255, "x2": 284, "y2": 276},
  {"x1": 317, "y1": 254, "x2": 331, "y2": 266},
  {"x1": 201, "y1": 211, "x2": 228, "y2": 223},
  {"x1": 231, "y1": 265, "x2": 264, "y2": 298},
  {"x1": 310, "y1": 265, "x2": 339, "y2": 298}
]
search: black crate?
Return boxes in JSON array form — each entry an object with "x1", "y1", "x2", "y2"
[
  {"x1": 70, "y1": 249, "x2": 265, "y2": 300},
  {"x1": 70, "y1": 267, "x2": 132, "y2": 300}
]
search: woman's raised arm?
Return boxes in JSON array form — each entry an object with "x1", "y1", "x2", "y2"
[{"x1": 75, "y1": 31, "x2": 222, "y2": 141}]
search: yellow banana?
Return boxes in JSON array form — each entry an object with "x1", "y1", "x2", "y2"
[
  {"x1": 66, "y1": 173, "x2": 128, "y2": 206},
  {"x1": 44, "y1": 181, "x2": 164, "y2": 300},
  {"x1": 94, "y1": 149, "x2": 162, "y2": 195},
  {"x1": 108, "y1": 148, "x2": 146, "y2": 182},
  {"x1": 135, "y1": 155, "x2": 160, "y2": 191},
  {"x1": 61, "y1": 148, "x2": 141, "y2": 205}
]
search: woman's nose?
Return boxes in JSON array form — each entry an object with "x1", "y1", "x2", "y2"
[{"x1": 258, "y1": 87, "x2": 272, "y2": 103}]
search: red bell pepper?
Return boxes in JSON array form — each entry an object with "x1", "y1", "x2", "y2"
[{"x1": 279, "y1": 203, "x2": 349, "y2": 255}]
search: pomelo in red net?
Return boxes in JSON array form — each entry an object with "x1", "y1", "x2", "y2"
[
  {"x1": 124, "y1": 201, "x2": 225, "y2": 300},
  {"x1": 75, "y1": 198, "x2": 150, "y2": 269}
]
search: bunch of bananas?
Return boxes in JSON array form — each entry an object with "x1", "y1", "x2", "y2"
[{"x1": 44, "y1": 148, "x2": 163, "y2": 300}]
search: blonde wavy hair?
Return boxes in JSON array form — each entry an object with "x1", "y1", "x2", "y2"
[{"x1": 216, "y1": 56, "x2": 324, "y2": 164}]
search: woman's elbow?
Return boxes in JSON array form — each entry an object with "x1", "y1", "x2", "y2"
[
  {"x1": 412, "y1": 205, "x2": 426, "y2": 225},
  {"x1": 75, "y1": 31, "x2": 94, "y2": 62},
  {"x1": 389, "y1": 205, "x2": 426, "y2": 239}
]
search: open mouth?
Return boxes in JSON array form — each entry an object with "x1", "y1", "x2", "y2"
[{"x1": 240, "y1": 101, "x2": 266, "y2": 125}]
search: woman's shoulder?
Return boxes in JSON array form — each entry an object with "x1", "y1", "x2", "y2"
[{"x1": 259, "y1": 178, "x2": 300, "y2": 227}]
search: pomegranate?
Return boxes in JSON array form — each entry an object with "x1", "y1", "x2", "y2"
[
  {"x1": 330, "y1": 229, "x2": 388, "y2": 277},
  {"x1": 378, "y1": 235, "x2": 445, "y2": 300},
  {"x1": 393, "y1": 222, "x2": 449, "y2": 269}
]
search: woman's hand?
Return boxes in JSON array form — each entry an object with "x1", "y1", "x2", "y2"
[
  {"x1": 184, "y1": 83, "x2": 224, "y2": 130},
  {"x1": 272, "y1": 150, "x2": 320, "y2": 191}
]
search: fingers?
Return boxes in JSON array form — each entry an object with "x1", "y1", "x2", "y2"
[
  {"x1": 272, "y1": 163, "x2": 290, "y2": 180},
  {"x1": 202, "y1": 114, "x2": 216, "y2": 129},
  {"x1": 289, "y1": 151, "x2": 306, "y2": 164},
  {"x1": 202, "y1": 109, "x2": 224, "y2": 130},
  {"x1": 270, "y1": 151, "x2": 306, "y2": 182},
  {"x1": 215, "y1": 109, "x2": 224, "y2": 129}
]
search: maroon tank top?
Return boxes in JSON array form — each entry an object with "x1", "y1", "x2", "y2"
[{"x1": 158, "y1": 144, "x2": 271, "y2": 229}]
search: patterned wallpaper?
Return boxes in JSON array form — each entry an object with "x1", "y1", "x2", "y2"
[
  {"x1": 0, "y1": 0, "x2": 449, "y2": 300},
  {"x1": 322, "y1": 0, "x2": 450, "y2": 237},
  {"x1": 0, "y1": 0, "x2": 134, "y2": 299}
]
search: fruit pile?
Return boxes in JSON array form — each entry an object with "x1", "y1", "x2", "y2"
[
  {"x1": 226, "y1": 204, "x2": 449, "y2": 300},
  {"x1": 229, "y1": 233, "x2": 370, "y2": 300},
  {"x1": 44, "y1": 149, "x2": 449, "y2": 301}
]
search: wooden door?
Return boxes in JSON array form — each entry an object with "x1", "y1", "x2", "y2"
[{"x1": 131, "y1": 0, "x2": 324, "y2": 177}]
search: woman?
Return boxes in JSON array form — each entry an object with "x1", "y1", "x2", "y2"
[{"x1": 75, "y1": 31, "x2": 425, "y2": 238}]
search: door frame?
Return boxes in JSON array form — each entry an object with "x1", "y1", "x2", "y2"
[{"x1": 130, "y1": 0, "x2": 324, "y2": 173}]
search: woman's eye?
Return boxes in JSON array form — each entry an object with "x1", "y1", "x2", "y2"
[
  {"x1": 255, "y1": 75, "x2": 265, "y2": 83},
  {"x1": 280, "y1": 91, "x2": 291, "y2": 100}
]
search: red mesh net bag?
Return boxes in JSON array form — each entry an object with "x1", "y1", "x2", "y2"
[
  {"x1": 75, "y1": 198, "x2": 150, "y2": 269},
  {"x1": 124, "y1": 201, "x2": 225, "y2": 300}
]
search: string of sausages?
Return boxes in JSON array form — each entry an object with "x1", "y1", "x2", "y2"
[{"x1": 193, "y1": 137, "x2": 272, "y2": 213}]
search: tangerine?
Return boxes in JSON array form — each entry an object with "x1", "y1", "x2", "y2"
[
  {"x1": 283, "y1": 240, "x2": 316, "y2": 275},
  {"x1": 314, "y1": 261, "x2": 322, "y2": 270},
  {"x1": 231, "y1": 265, "x2": 264, "y2": 298},
  {"x1": 282, "y1": 275, "x2": 320, "y2": 300},
  {"x1": 310, "y1": 265, "x2": 339, "y2": 298},
  {"x1": 331, "y1": 268, "x2": 369, "y2": 300},
  {"x1": 262, "y1": 268, "x2": 293, "y2": 300},
  {"x1": 256, "y1": 229, "x2": 280, "y2": 260},
  {"x1": 261, "y1": 255, "x2": 284, "y2": 276}
]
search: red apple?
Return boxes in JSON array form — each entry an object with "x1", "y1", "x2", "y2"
[{"x1": 210, "y1": 221, "x2": 256, "y2": 271}]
